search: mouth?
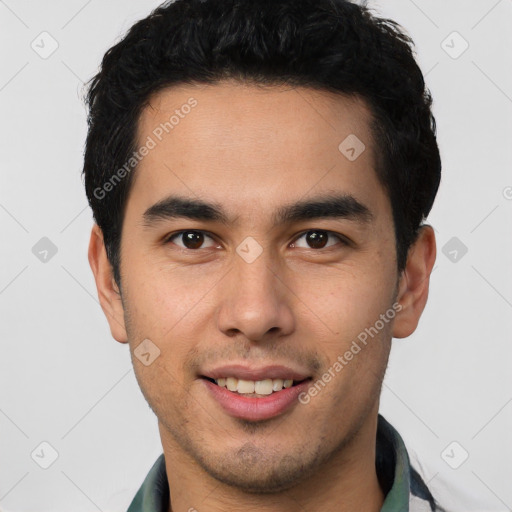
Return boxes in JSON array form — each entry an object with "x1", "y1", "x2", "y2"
[
  {"x1": 199, "y1": 368, "x2": 313, "y2": 421},
  {"x1": 201, "y1": 376, "x2": 310, "y2": 397}
]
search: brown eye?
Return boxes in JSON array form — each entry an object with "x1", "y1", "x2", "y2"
[
  {"x1": 182, "y1": 231, "x2": 204, "y2": 249},
  {"x1": 292, "y1": 230, "x2": 346, "y2": 250},
  {"x1": 167, "y1": 230, "x2": 217, "y2": 250},
  {"x1": 305, "y1": 231, "x2": 329, "y2": 249}
]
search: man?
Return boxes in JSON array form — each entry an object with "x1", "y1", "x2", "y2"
[{"x1": 85, "y1": 0, "x2": 443, "y2": 510}]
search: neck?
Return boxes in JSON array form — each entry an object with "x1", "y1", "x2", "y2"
[{"x1": 160, "y1": 412, "x2": 385, "y2": 512}]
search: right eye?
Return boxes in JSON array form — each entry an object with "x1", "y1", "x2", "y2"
[{"x1": 165, "y1": 230, "x2": 220, "y2": 250}]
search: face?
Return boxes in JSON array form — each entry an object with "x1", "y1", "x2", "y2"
[{"x1": 106, "y1": 81, "x2": 402, "y2": 491}]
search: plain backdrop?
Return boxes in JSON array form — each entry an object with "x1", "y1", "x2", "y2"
[{"x1": 0, "y1": 0, "x2": 511, "y2": 511}]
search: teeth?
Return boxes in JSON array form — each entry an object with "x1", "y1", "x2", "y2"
[
  {"x1": 272, "y1": 378, "x2": 284, "y2": 391},
  {"x1": 214, "y1": 377, "x2": 298, "y2": 394},
  {"x1": 254, "y1": 379, "x2": 273, "y2": 395},
  {"x1": 237, "y1": 379, "x2": 255, "y2": 393},
  {"x1": 226, "y1": 377, "x2": 238, "y2": 391}
]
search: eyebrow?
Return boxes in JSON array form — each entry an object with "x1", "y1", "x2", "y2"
[{"x1": 142, "y1": 193, "x2": 373, "y2": 229}]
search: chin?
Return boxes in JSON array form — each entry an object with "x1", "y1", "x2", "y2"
[{"x1": 194, "y1": 442, "x2": 326, "y2": 494}]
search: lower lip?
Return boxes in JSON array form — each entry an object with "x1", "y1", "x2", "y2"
[{"x1": 202, "y1": 378, "x2": 311, "y2": 422}]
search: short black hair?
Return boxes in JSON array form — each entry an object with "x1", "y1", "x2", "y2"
[{"x1": 83, "y1": 0, "x2": 441, "y2": 286}]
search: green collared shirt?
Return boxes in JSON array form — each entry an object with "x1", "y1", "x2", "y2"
[{"x1": 127, "y1": 414, "x2": 434, "y2": 512}]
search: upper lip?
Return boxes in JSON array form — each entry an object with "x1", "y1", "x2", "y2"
[{"x1": 201, "y1": 364, "x2": 310, "y2": 382}]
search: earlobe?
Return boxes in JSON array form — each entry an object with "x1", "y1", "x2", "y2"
[
  {"x1": 392, "y1": 225, "x2": 436, "y2": 339},
  {"x1": 88, "y1": 224, "x2": 129, "y2": 343}
]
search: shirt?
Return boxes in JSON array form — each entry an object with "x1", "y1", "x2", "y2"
[{"x1": 126, "y1": 414, "x2": 435, "y2": 512}]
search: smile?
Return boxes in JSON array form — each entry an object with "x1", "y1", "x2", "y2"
[
  {"x1": 201, "y1": 374, "x2": 312, "y2": 421},
  {"x1": 204, "y1": 376, "x2": 306, "y2": 396}
]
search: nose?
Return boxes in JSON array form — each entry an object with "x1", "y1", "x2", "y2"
[{"x1": 216, "y1": 248, "x2": 295, "y2": 342}]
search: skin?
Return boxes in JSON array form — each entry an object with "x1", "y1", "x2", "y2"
[{"x1": 88, "y1": 80, "x2": 436, "y2": 512}]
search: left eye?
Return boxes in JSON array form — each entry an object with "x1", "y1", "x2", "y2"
[
  {"x1": 166, "y1": 230, "x2": 218, "y2": 250},
  {"x1": 291, "y1": 230, "x2": 346, "y2": 250}
]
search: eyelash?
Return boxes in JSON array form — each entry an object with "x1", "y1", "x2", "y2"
[{"x1": 164, "y1": 229, "x2": 350, "y2": 251}]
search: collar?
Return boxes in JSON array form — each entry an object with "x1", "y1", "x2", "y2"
[{"x1": 126, "y1": 414, "x2": 432, "y2": 512}]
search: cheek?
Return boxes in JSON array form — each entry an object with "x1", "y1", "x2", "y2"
[
  {"x1": 124, "y1": 251, "x2": 221, "y2": 333},
  {"x1": 291, "y1": 264, "x2": 396, "y2": 342},
  {"x1": 121, "y1": 260, "x2": 225, "y2": 408}
]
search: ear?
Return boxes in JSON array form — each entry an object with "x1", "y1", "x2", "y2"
[
  {"x1": 88, "y1": 224, "x2": 128, "y2": 343},
  {"x1": 393, "y1": 225, "x2": 436, "y2": 339}
]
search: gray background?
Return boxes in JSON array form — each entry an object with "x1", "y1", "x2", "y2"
[{"x1": 0, "y1": 0, "x2": 511, "y2": 510}]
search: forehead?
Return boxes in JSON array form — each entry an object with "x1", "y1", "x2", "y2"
[{"x1": 129, "y1": 80, "x2": 388, "y2": 225}]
